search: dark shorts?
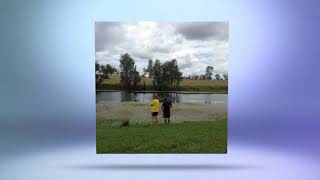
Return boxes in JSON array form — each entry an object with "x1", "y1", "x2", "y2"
[
  {"x1": 163, "y1": 111, "x2": 170, "y2": 118},
  {"x1": 151, "y1": 112, "x2": 158, "y2": 116}
]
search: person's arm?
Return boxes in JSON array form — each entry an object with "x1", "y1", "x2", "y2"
[{"x1": 150, "y1": 100, "x2": 154, "y2": 106}]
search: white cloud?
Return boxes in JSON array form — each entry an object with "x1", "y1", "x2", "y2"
[{"x1": 95, "y1": 21, "x2": 228, "y2": 75}]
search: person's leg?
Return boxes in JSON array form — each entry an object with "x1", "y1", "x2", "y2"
[
  {"x1": 168, "y1": 117, "x2": 170, "y2": 124},
  {"x1": 164, "y1": 112, "x2": 168, "y2": 124},
  {"x1": 153, "y1": 116, "x2": 157, "y2": 126},
  {"x1": 150, "y1": 113, "x2": 154, "y2": 126},
  {"x1": 155, "y1": 114, "x2": 159, "y2": 125}
]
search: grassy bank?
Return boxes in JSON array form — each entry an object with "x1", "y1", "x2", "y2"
[
  {"x1": 97, "y1": 75, "x2": 228, "y2": 93},
  {"x1": 96, "y1": 101, "x2": 227, "y2": 153},
  {"x1": 97, "y1": 120, "x2": 227, "y2": 153},
  {"x1": 96, "y1": 102, "x2": 227, "y2": 126}
]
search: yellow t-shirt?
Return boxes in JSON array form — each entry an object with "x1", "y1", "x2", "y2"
[{"x1": 150, "y1": 99, "x2": 160, "y2": 112}]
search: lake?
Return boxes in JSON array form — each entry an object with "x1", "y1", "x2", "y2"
[{"x1": 96, "y1": 91, "x2": 227, "y2": 104}]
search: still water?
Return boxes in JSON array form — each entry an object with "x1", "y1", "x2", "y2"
[{"x1": 96, "y1": 91, "x2": 227, "y2": 104}]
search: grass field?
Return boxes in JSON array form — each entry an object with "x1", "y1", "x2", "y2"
[
  {"x1": 97, "y1": 75, "x2": 228, "y2": 93},
  {"x1": 96, "y1": 101, "x2": 227, "y2": 126},
  {"x1": 97, "y1": 120, "x2": 227, "y2": 153},
  {"x1": 96, "y1": 101, "x2": 227, "y2": 153}
]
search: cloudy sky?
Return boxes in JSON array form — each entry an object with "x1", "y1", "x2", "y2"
[{"x1": 95, "y1": 21, "x2": 228, "y2": 76}]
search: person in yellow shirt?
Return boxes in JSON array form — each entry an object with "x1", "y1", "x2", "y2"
[{"x1": 150, "y1": 95, "x2": 160, "y2": 126}]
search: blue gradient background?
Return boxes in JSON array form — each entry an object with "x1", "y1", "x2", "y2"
[{"x1": 1, "y1": 0, "x2": 320, "y2": 179}]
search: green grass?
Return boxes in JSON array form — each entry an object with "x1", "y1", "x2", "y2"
[
  {"x1": 96, "y1": 101, "x2": 227, "y2": 153},
  {"x1": 96, "y1": 102, "x2": 227, "y2": 126},
  {"x1": 96, "y1": 120, "x2": 227, "y2": 153},
  {"x1": 97, "y1": 75, "x2": 228, "y2": 93}
]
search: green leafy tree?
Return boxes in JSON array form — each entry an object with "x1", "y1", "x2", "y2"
[
  {"x1": 200, "y1": 74, "x2": 206, "y2": 80},
  {"x1": 215, "y1": 73, "x2": 222, "y2": 80},
  {"x1": 95, "y1": 61, "x2": 100, "y2": 72},
  {"x1": 148, "y1": 58, "x2": 183, "y2": 90},
  {"x1": 223, "y1": 73, "x2": 228, "y2": 80},
  {"x1": 95, "y1": 62, "x2": 103, "y2": 87},
  {"x1": 205, "y1": 66, "x2": 214, "y2": 80},
  {"x1": 112, "y1": 67, "x2": 118, "y2": 74},
  {"x1": 105, "y1": 64, "x2": 113, "y2": 74},
  {"x1": 147, "y1": 59, "x2": 154, "y2": 78},
  {"x1": 152, "y1": 59, "x2": 162, "y2": 90},
  {"x1": 119, "y1": 53, "x2": 140, "y2": 91},
  {"x1": 133, "y1": 65, "x2": 141, "y2": 90},
  {"x1": 100, "y1": 64, "x2": 106, "y2": 73},
  {"x1": 96, "y1": 63, "x2": 117, "y2": 87},
  {"x1": 161, "y1": 61, "x2": 172, "y2": 90},
  {"x1": 142, "y1": 68, "x2": 147, "y2": 90}
]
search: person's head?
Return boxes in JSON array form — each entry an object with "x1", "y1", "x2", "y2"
[
  {"x1": 153, "y1": 95, "x2": 158, "y2": 99},
  {"x1": 164, "y1": 97, "x2": 167, "y2": 102}
]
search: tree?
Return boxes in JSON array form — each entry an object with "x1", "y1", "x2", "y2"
[
  {"x1": 147, "y1": 58, "x2": 183, "y2": 91},
  {"x1": 100, "y1": 64, "x2": 106, "y2": 73},
  {"x1": 152, "y1": 59, "x2": 162, "y2": 90},
  {"x1": 223, "y1": 73, "x2": 228, "y2": 80},
  {"x1": 119, "y1": 53, "x2": 139, "y2": 91},
  {"x1": 169, "y1": 59, "x2": 182, "y2": 89},
  {"x1": 205, "y1": 66, "x2": 214, "y2": 80},
  {"x1": 215, "y1": 73, "x2": 222, "y2": 80},
  {"x1": 99, "y1": 64, "x2": 116, "y2": 79},
  {"x1": 161, "y1": 61, "x2": 172, "y2": 90},
  {"x1": 142, "y1": 68, "x2": 147, "y2": 90},
  {"x1": 95, "y1": 61, "x2": 104, "y2": 88},
  {"x1": 132, "y1": 65, "x2": 141, "y2": 90},
  {"x1": 95, "y1": 61, "x2": 100, "y2": 72},
  {"x1": 96, "y1": 63, "x2": 112, "y2": 87},
  {"x1": 146, "y1": 59, "x2": 154, "y2": 78},
  {"x1": 105, "y1": 64, "x2": 114, "y2": 74},
  {"x1": 96, "y1": 62, "x2": 118, "y2": 87},
  {"x1": 112, "y1": 67, "x2": 118, "y2": 74}
]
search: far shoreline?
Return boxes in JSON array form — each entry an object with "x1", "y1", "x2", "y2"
[{"x1": 96, "y1": 89, "x2": 228, "y2": 94}]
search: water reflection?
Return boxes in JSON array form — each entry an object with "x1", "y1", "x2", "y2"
[{"x1": 96, "y1": 91, "x2": 227, "y2": 104}]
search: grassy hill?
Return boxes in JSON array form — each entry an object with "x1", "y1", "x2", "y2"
[{"x1": 98, "y1": 75, "x2": 228, "y2": 93}]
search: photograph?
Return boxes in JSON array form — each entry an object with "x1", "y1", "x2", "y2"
[
  {"x1": 95, "y1": 21, "x2": 228, "y2": 153},
  {"x1": 4, "y1": 1, "x2": 320, "y2": 179}
]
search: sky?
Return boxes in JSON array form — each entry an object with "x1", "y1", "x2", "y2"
[{"x1": 95, "y1": 21, "x2": 229, "y2": 76}]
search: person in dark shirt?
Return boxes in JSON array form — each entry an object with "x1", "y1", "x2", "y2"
[{"x1": 161, "y1": 98, "x2": 172, "y2": 124}]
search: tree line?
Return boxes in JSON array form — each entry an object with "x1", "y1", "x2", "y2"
[
  {"x1": 183, "y1": 66, "x2": 228, "y2": 80},
  {"x1": 118, "y1": 53, "x2": 183, "y2": 91},
  {"x1": 144, "y1": 59, "x2": 183, "y2": 91},
  {"x1": 96, "y1": 53, "x2": 227, "y2": 91}
]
